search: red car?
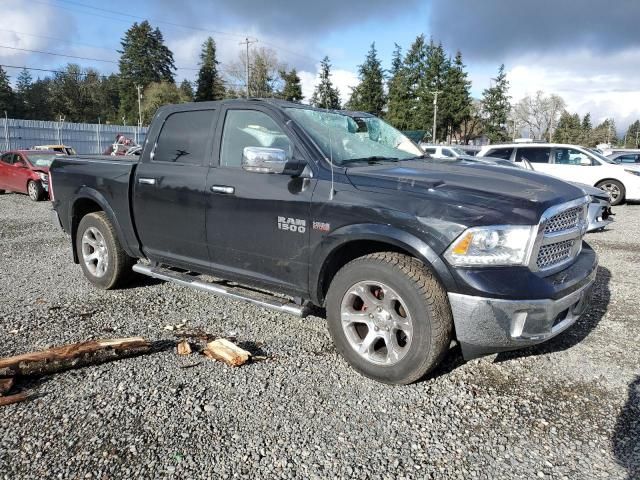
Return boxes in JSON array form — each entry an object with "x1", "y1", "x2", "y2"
[{"x1": 0, "y1": 150, "x2": 60, "y2": 201}]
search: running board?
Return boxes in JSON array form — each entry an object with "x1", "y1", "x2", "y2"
[{"x1": 132, "y1": 264, "x2": 308, "y2": 317}]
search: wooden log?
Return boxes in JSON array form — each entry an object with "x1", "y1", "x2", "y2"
[
  {"x1": 0, "y1": 391, "x2": 33, "y2": 407},
  {"x1": 176, "y1": 340, "x2": 192, "y2": 356},
  {"x1": 203, "y1": 339, "x2": 250, "y2": 367},
  {"x1": 0, "y1": 377, "x2": 14, "y2": 394},
  {"x1": 0, "y1": 337, "x2": 151, "y2": 377}
]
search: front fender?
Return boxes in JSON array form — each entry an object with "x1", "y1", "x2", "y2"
[{"x1": 310, "y1": 223, "x2": 457, "y2": 305}]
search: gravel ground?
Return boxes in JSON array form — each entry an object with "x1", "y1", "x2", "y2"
[{"x1": 0, "y1": 192, "x2": 638, "y2": 480}]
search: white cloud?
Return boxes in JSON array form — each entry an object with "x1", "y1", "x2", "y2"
[{"x1": 299, "y1": 67, "x2": 358, "y2": 106}]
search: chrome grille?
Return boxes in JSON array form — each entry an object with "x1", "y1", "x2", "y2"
[
  {"x1": 544, "y1": 206, "x2": 582, "y2": 234},
  {"x1": 536, "y1": 240, "x2": 575, "y2": 269},
  {"x1": 531, "y1": 197, "x2": 589, "y2": 274}
]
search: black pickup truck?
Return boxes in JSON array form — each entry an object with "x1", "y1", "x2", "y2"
[{"x1": 49, "y1": 99, "x2": 597, "y2": 384}]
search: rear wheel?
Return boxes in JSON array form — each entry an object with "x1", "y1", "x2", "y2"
[
  {"x1": 596, "y1": 180, "x2": 625, "y2": 206},
  {"x1": 27, "y1": 180, "x2": 45, "y2": 201},
  {"x1": 326, "y1": 252, "x2": 453, "y2": 385},
  {"x1": 76, "y1": 212, "x2": 134, "y2": 289}
]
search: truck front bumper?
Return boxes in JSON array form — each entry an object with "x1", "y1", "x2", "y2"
[{"x1": 448, "y1": 251, "x2": 598, "y2": 360}]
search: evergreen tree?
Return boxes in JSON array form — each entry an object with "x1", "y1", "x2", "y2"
[
  {"x1": 180, "y1": 79, "x2": 194, "y2": 101},
  {"x1": 310, "y1": 56, "x2": 341, "y2": 109},
  {"x1": 625, "y1": 119, "x2": 640, "y2": 148},
  {"x1": 552, "y1": 111, "x2": 582, "y2": 144},
  {"x1": 27, "y1": 79, "x2": 53, "y2": 121},
  {"x1": 418, "y1": 40, "x2": 450, "y2": 140},
  {"x1": 278, "y1": 69, "x2": 303, "y2": 102},
  {"x1": 195, "y1": 37, "x2": 225, "y2": 102},
  {"x1": 440, "y1": 51, "x2": 472, "y2": 143},
  {"x1": 346, "y1": 43, "x2": 385, "y2": 116},
  {"x1": 386, "y1": 44, "x2": 413, "y2": 130},
  {"x1": 118, "y1": 21, "x2": 175, "y2": 124},
  {"x1": 99, "y1": 74, "x2": 121, "y2": 123},
  {"x1": 580, "y1": 113, "x2": 592, "y2": 145},
  {"x1": 590, "y1": 118, "x2": 618, "y2": 146},
  {"x1": 249, "y1": 51, "x2": 274, "y2": 97},
  {"x1": 141, "y1": 81, "x2": 189, "y2": 124},
  {"x1": 481, "y1": 64, "x2": 511, "y2": 143},
  {"x1": 401, "y1": 35, "x2": 428, "y2": 130},
  {"x1": 15, "y1": 68, "x2": 33, "y2": 118},
  {"x1": 0, "y1": 66, "x2": 16, "y2": 116}
]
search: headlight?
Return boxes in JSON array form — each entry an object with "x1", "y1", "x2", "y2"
[
  {"x1": 444, "y1": 225, "x2": 537, "y2": 267},
  {"x1": 624, "y1": 169, "x2": 640, "y2": 177},
  {"x1": 37, "y1": 172, "x2": 48, "y2": 182}
]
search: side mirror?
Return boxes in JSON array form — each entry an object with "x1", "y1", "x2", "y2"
[
  {"x1": 579, "y1": 157, "x2": 592, "y2": 166},
  {"x1": 242, "y1": 147, "x2": 293, "y2": 174}
]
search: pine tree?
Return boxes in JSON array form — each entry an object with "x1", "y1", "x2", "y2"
[
  {"x1": 249, "y1": 52, "x2": 274, "y2": 98},
  {"x1": 590, "y1": 118, "x2": 618, "y2": 146},
  {"x1": 310, "y1": 56, "x2": 341, "y2": 109},
  {"x1": 15, "y1": 68, "x2": 32, "y2": 118},
  {"x1": 195, "y1": 37, "x2": 225, "y2": 102},
  {"x1": 0, "y1": 66, "x2": 16, "y2": 116},
  {"x1": 440, "y1": 51, "x2": 472, "y2": 143},
  {"x1": 27, "y1": 79, "x2": 53, "y2": 120},
  {"x1": 278, "y1": 69, "x2": 303, "y2": 102},
  {"x1": 180, "y1": 79, "x2": 194, "y2": 101},
  {"x1": 552, "y1": 111, "x2": 583, "y2": 144},
  {"x1": 625, "y1": 119, "x2": 640, "y2": 148},
  {"x1": 580, "y1": 113, "x2": 593, "y2": 145},
  {"x1": 418, "y1": 40, "x2": 450, "y2": 140},
  {"x1": 346, "y1": 43, "x2": 385, "y2": 116},
  {"x1": 481, "y1": 64, "x2": 511, "y2": 143},
  {"x1": 386, "y1": 44, "x2": 413, "y2": 130},
  {"x1": 118, "y1": 21, "x2": 176, "y2": 124},
  {"x1": 401, "y1": 35, "x2": 428, "y2": 130}
]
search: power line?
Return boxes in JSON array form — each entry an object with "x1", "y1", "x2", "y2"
[
  {"x1": 0, "y1": 45, "x2": 201, "y2": 71},
  {"x1": 0, "y1": 29, "x2": 117, "y2": 52},
  {"x1": 32, "y1": 0, "x2": 319, "y2": 63}
]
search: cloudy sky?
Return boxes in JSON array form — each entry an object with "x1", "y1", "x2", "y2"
[{"x1": 2, "y1": 0, "x2": 640, "y2": 133}]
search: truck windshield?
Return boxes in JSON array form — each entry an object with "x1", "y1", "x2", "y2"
[
  {"x1": 25, "y1": 153, "x2": 59, "y2": 167},
  {"x1": 286, "y1": 108, "x2": 423, "y2": 165}
]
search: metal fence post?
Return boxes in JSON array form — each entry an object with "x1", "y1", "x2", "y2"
[{"x1": 3, "y1": 111, "x2": 9, "y2": 151}]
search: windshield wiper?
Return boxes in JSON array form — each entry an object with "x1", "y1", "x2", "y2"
[{"x1": 341, "y1": 156, "x2": 400, "y2": 165}]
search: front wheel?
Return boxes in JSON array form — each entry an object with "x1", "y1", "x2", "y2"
[
  {"x1": 596, "y1": 180, "x2": 625, "y2": 206},
  {"x1": 27, "y1": 180, "x2": 45, "y2": 201},
  {"x1": 76, "y1": 212, "x2": 134, "y2": 289},
  {"x1": 326, "y1": 252, "x2": 453, "y2": 384}
]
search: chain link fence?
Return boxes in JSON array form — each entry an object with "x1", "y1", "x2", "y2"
[{"x1": 1, "y1": 117, "x2": 148, "y2": 154}]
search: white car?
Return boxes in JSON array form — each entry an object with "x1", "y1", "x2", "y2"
[
  {"x1": 421, "y1": 145, "x2": 469, "y2": 159},
  {"x1": 477, "y1": 143, "x2": 640, "y2": 205}
]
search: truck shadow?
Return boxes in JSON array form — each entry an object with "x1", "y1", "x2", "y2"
[
  {"x1": 493, "y1": 265, "x2": 611, "y2": 362},
  {"x1": 613, "y1": 376, "x2": 640, "y2": 479}
]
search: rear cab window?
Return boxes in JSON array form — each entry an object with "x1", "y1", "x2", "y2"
[{"x1": 153, "y1": 110, "x2": 217, "y2": 165}]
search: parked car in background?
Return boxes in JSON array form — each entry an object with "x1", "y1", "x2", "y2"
[
  {"x1": 32, "y1": 144, "x2": 77, "y2": 155},
  {"x1": 607, "y1": 151, "x2": 640, "y2": 165},
  {"x1": 420, "y1": 145, "x2": 469, "y2": 158},
  {"x1": 477, "y1": 143, "x2": 640, "y2": 205},
  {"x1": 0, "y1": 150, "x2": 59, "y2": 201}
]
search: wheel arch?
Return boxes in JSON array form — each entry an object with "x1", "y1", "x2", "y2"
[
  {"x1": 69, "y1": 189, "x2": 134, "y2": 263},
  {"x1": 310, "y1": 224, "x2": 456, "y2": 306}
]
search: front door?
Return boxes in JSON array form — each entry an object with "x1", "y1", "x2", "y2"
[
  {"x1": 0, "y1": 153, "x2": 13, "y2": 190},
  {"x1": 206, "y1": 107, "x2": 315, "y2": 296},
  {"x1": 133, "y1": 108, "x2": 218, "y2": 271}
]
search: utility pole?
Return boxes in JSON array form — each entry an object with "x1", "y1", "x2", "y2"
[
  {"x1": 136, "y1": 84, "x2": 143, "y2": 134},
  {"x1": 431, "y1": 90, "x2": 442, "y2": 144},
  {"x1": 239, "y1": 37, "x2": 258, "y2": 98},
  {"x1": 636, "y1": 128, "x2": 639, "y2": 148}
]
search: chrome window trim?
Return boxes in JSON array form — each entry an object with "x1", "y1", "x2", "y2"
[{"x1": 529, "y1": 196, "x2": 590, "y2": 275}]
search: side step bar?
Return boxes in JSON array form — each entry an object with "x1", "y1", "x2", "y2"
[{"x1": 132, "y1": 264, "x2": 308, "y2": 318}]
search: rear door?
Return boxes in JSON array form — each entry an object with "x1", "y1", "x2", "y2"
[
  {"x1": 133, "y1": 107, "x2": 218, "y2": 271},
  {"x1": 549, "y1": 147, "x2": 601, "y2": 184},
  {"x1": 205, "y1": 105, "x2": 315, "y2": 296},
  {"x1": 0, "y1": 153, "x2": 13, "y2": 190}
]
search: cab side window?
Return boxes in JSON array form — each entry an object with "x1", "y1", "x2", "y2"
[
  {"x1": 219, "y1": 110, "x2": 292, "y2": 168},
  {"x1": 442, "y1": 148, "x2": 455, "y2": 157},
  {"x1": 553, "y1": 148, "x2": 593, "y2": 166},
  {"x1": 423, "y1": 148, "x2": 436, "y2": 155},
  {"x1": 154, "y1": 110, "x2": 216, "y2": 165},
  {"x1": 515, "y1": 147, "x2": 550, "y2": 163}
]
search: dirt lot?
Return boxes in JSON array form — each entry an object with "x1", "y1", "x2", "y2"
[{"x1": 0, "y1": 192, "x2": 638, "y2": 479}]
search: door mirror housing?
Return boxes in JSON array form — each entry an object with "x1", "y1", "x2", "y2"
[
  {"x1": 242, "y1": 147, "x2": 304, "y2": 176},
  {"x1": 580, "y1": 157, "x2": 592, "y2": 166}
]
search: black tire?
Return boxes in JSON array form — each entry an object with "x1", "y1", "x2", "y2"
[
  {"x1": 596, "y1": 179, "x2": 625, "y2": 206},
  {"x1": 0, "y1": 189, "x2": 5, "y2": 194},
  {"x1": 76, "y1": 212, "x2": 135, "y2": 290},
  {"x1": 27, "y1": 180, "x2": 45, "y2": 201},
  {"x1": 326, "y1": 252, "x2": 453, "y2": 385}
]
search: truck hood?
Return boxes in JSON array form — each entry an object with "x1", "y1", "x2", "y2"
[{"x1": 346, "y1": 159, "x2": 586, "y2": 225}]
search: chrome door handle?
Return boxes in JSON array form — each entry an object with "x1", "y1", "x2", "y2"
[
  {"x1": 138, "y1": 178, "x2": 156, "y2": 185},
  {"x1": 211, "y1": 185, "x2": 235, "y2": 194}
]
